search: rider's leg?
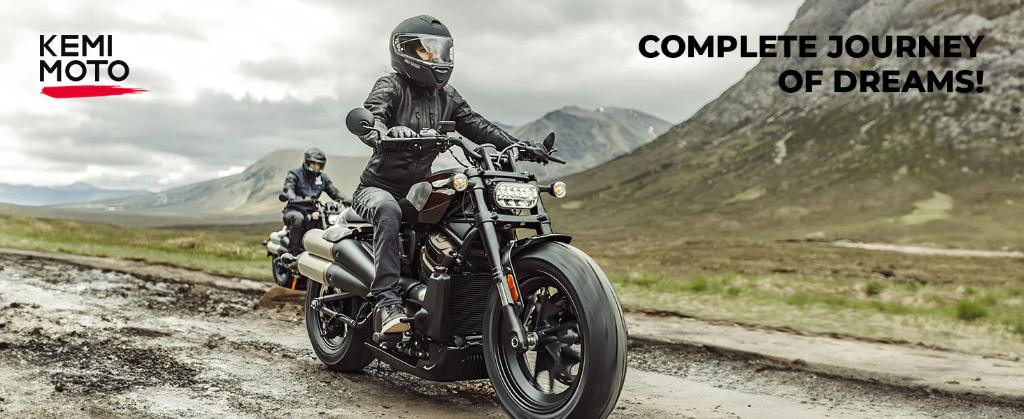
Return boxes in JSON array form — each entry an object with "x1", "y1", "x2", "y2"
[
  {"x1": 350, "y1": 185, "x2": 408, "y2": 334},
  {"x1": 283, "y1": 210, "x2": 306, "y2": 255}
]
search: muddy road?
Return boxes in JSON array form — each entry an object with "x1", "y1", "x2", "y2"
[{"x1": 0, "y1": 253, "x2": 1021, "y2": 418}]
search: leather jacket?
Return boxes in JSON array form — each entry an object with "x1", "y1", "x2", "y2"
[
  {"x1": 357, "y1": 74, "x2": 516, "y2": 196},
  {"x1": 283, "y1": 168, "x2": 346, "y2": 213}
]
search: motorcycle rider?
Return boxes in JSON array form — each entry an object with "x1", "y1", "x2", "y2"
[
  {"x1": 352, "y1": 15, "x2": 550, "y2": 335},
  {"x1": 282, "y1": 148, "x2": 348, "y2": 257}
]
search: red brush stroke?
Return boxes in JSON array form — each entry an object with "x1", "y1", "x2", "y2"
[{"x1": 41, "y1": 85, "x2": 147, "y2": 99}]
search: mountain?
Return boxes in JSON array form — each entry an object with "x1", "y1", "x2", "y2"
[
  {"x1": 0, "y1": 182, "x2": 145, "y2": 206},
  {"x1": 71, "y1": 150, "x2": 366, "y2": 217},
  {"x1": 511, "y1": 106, "x2": 671, "y2": 179},
  {"x1": 554, "y1": 0, "x2": 1024, "y2": 249},
  {"x1": 433, "y1": 106, "x2": 671, "y2": 179}
]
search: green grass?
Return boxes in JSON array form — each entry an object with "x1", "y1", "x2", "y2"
[
  {"x1": 0, "y1": 215, "x2": 270, "y2": 279},
  {"x1": 955, "y1": 301, "x2": 989, "y2": 321},
  {"x1": 609, "y1": 270, "x2": 1024, "y2": 357},
  {"x1": 865, "y1": 280, "x2": 886, "y2": 296}
]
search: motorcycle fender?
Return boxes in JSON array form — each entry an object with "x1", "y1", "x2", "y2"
[{"x1": 500, "y1": 233, "x2": 572, "y2": 267}]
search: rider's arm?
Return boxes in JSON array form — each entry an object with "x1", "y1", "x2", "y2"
[
  {"x1": 449, "y1": 87, "x2": 516, "y2": 149},
  {"x1": 359, "y1": 77, "x2": 399, "y2": 147},
  {"x1": 283, "y1": 171, "x2": 299, "y2": 200}
]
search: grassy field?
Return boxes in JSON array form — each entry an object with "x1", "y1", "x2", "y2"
[
  {"x1": 1, "y1": 214, "x2": 1021, "y2": 357},
  {"x1": 0, "y1": 215, "x2": 273, "y2": 279}
]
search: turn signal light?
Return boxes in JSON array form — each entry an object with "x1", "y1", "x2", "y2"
[
  {"x1": 506, "y1": 274, "x2": 519, "y2": 302},
  {"x1": 549, "y1": 181, "x2": 567, "y2": 198},
  {"x1": 451, "y1": 173, "x2": 469, "y2": 191}
]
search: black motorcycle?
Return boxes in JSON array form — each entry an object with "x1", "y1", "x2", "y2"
[
  {"x1": 296, "y1": 108, "x2": 627, "y2": 418},
  {"x1": 264, "y1": 196, "x2": 344, "y2": 290}
]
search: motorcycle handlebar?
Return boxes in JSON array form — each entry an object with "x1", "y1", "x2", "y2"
[{"x1": 379, "y1": 134, "x2": 565, "y2": 165}]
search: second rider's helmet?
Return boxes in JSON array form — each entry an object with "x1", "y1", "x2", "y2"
[
  {"x1": 302, "y1": 148, "x2": 327, "y2": 174},
  {"x1": 390, "y1": 15, "x2": 454, "y2": 90}
]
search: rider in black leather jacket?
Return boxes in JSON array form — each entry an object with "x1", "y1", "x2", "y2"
[
  {"x1": 351, "y1": 15, "x2": 546, "y2": 335},
  {"x1": 356, "y1": 73, "x2": 517, "y2": 196}
]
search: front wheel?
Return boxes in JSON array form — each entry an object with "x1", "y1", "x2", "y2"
[
  {"x1": 483, "y1": 242, "x2": 627, "y2": 419},
  {"x1": 271, "y1": 257, "x2": 291, "y2": 288}
]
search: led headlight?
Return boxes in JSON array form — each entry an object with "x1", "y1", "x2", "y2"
[{"x1": 493, "y1": 182, "x2": 539, "y2": 209}]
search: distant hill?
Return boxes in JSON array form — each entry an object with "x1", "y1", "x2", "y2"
[
  {"x1": 0, "y1": 182, "x2": 145, "y2": 206},
  {"x1": 434, "y1": 106, "x2": 671, "y2": 179},
  {"x1": 69, "y1": 150, "x2": 366, "y2": 217},
  {"x1": 554, "y1": 0, "x2": 1024, "y2": 250},
  {"x1": 511, "y1": 106, "x2": 671, "y2": 180}
]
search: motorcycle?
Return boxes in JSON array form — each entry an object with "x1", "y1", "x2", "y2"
[
  {"x1": 264, "y1": 195, "x2": 345, "y2": 290},
  {"x1": 295, "y1": 108, "x2": 627, "y2": 418}
]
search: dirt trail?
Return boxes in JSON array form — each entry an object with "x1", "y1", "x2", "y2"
[
  {"x1": 1, "y1": 252, "x2": 1021, "y2": 418},
  {"x1": 832, "y1": 241, "x2": 1024, "y2": 258}
]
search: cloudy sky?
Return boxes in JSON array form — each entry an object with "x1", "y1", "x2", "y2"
[{"x1": 0, "y1": 0, "x2": 802, "y2": 190}]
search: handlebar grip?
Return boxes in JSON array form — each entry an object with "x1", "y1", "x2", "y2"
[{"x1": 548, "y1": 155, "x2": 566, "y2": 164}]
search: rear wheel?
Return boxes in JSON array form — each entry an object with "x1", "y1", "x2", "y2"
[
  {"x1": 483, "y1": 242, "x2": 627, "y2": 418},
  {"x1": 304, "y1": 280, "x2": 373, "y2": 372}
]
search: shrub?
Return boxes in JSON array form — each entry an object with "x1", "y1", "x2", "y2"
[
  {"x1": 865, "y1": 280, "x2": 885, "y2": 296},
  {"x1": 955, "y1": 301, "x2": 988, "y2": 321},
  {"x1": 688, "y1": 277, "x2": 710, "y2": 293}
]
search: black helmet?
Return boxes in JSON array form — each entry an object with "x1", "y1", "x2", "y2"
[
  {"x1": 390, "y1": 15, "x2": 454, "y2": 90},
  {"x1": 302, "y1": 148, "x2": 326, "y2": 174}
]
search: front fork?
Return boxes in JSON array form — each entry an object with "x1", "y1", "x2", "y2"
[{"x1": 470, "y1": 185, "x2": 536, "y2": 352}]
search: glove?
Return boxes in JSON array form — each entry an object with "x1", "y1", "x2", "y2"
[
  {"x1": 517, "y1": 141, "x2": 550, "y2": 163},
  {"x1": 387, "y1": 126, "x2": 417, "y2": 139}
]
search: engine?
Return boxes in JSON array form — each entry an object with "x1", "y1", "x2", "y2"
[{"x1": 419, "y1": 232, "x2": 457, "y2": 276}]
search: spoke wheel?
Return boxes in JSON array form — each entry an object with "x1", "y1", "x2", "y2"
[
  {"x1": 483, "y1": 242, "x2": 627, "y2": 419},
  {"x1": 304, "y1": 280, "x2": 373, "y2": 372},
  {"x1": 493, "y1": 271, "x2": 585, "y2": 415},
  {"x1": 313, "y1": 284, "x2": 350, "y2": 351}
]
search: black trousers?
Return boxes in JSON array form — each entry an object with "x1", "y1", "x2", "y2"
[
  {"x1": 350, "y1": 185, "x2": 403, "y2": 306},
  {"x1": 282, "y1": 209, "x2": 308, "y2": 255}
]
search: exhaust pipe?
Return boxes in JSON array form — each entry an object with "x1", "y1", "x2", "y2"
[
  {"x1": 303, "y1": 229, "x2": 333, "y2": 260},
  {"x1": 331, "y1": 238, "x2": 375, "y2": 286},
  {"x1": 296, "y1": 252, "x2": 330, "y2": 286},
  {"x1": 296, "y1": 252, "x2": 371, "y2": 297},
  {"x1": 303, "y1": 229, "x2": 375, "y2": 287}
]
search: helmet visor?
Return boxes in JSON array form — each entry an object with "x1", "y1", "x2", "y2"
[{"x1": 395, "y1": 34, "x2": 454, "y2": 65}]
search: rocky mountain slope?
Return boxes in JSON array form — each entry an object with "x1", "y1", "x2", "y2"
[
  {"x1": 510, "y1": 106, "x2": 671, "y2": 179},
  {"x1": 0, "y1": 182, "x2": 145, "y2": 206},
  {"x1": 72, "y1": 150, "x2": 366, "y2": 216},
  {"x1": 554, "y1": 0, "x2": 1024, "y2": 249}
]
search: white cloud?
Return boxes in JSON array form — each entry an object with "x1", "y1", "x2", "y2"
[{"x1": 0, "y1": 0, "x2": 803, "y2": 189}]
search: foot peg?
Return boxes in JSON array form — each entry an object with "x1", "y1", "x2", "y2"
[{"x1": 372, "y1": 332, "x2": 403, "y2": 343}]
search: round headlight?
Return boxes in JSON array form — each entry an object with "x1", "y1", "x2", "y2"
[
  {"x1": 451, "y1": 173, "x2": 469, "y2": 191},
  {"x1": 550, "y1": 181, "x2": 567, "y2": 198}
]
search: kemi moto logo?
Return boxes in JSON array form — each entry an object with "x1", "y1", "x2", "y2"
[{"x1": 38, "y1": 34, "x2": 146, "y2": 98}]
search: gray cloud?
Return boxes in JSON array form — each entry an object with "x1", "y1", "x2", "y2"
[
  {"x1": 1, "y1": 0, "x2": 803, "y2": 189},
  {"x1": 5, "y1": 91, "x2": 369, "y2": 188}
]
